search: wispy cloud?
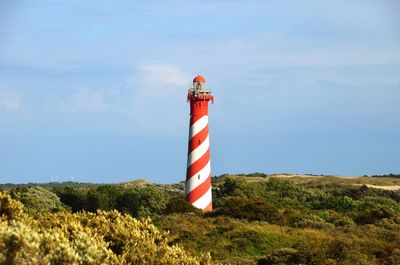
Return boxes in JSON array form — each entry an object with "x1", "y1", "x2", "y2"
[
  {"x1": 0, "y1": 86, "x2": 21, "y2": 111},
  {"x1": 126, "y1": 64, "x2": 191, "y2": 135},
  {"x1": 57, "y1": 88, "x2": 110, "y2": 112},
  {"x1": 128, "y1": 64, "x2": 189, "y2": 87},
  {"x1": 53, "y1": 64, "x2": 192, "y2": 136}
]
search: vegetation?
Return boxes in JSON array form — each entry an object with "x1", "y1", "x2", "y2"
[
  {"x1": 10, "y1": 186, "x2": 66, "y2": 215},
  {"x1": 0, "y1": 192, "x2": 210, "y2": 264},
  {"x1": 370, "y1": 174, "x2": 400, "y2": 178},
  {"x1": 1, "y1": 174, "x2": 400, "y2": 264}
]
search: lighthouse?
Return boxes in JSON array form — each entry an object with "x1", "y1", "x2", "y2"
[{"x1": 185, "y1": 75, "x2": 214, "y2": 212}]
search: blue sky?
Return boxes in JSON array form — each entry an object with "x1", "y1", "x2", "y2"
[{"x1": 0, "y1": 0, "x2": 399, "y2": 183}]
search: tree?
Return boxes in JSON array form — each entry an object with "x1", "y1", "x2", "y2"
[
  {"x1": 10, "y1": 186, "x2": 66, "y2": 214},
  {"x1": 96, "y1": 185, "x2": 122, "y2": 210},
  {"x1": 53, "y1": 186, "x2": 87, "y2": 212},
  {"x1": 86, "y1": 189, "x2": 110, "y2": 212},
  {"x1": 164, "y1": 195, "x2": 202, "y2": 215},
  {"x1": 117, "y1": 186, "x2": 169, "y2": 217}
]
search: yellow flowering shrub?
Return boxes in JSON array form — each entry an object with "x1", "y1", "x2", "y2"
[
  {"x1": 0, "y1": 192, "x2": 211, "y2": 265},
  {"x1": 0, "y1": 191, "x2": 24, "y2": 222}
]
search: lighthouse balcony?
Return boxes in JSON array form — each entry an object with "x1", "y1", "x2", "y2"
[{"x1": 187, "y1": 89, "x2": 214, "y2": 102}]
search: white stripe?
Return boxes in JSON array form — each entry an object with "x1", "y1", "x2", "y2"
[
  {"x1": 192, "y1": 187, "x2": 212, "y2": 210},
  {"x1": 187, "y1": 135, "x2": 209, "y2": 166},
  {"x1": 189, "y1": 115, "x2": 208, "y2": 139},
  {"x1": 185, "y1": 160, "x2": 211, "y2": 195}
]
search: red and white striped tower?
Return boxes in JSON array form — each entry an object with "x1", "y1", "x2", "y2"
[{"x1": 185, "y1": 75, "x2": 214, "y2": 212}]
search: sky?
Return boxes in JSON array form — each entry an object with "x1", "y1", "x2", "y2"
[{"x1": 0, "y1": 0, "x2": 399, "y2": 184}]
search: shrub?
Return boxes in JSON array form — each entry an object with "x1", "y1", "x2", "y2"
[
  {"x1": 0, "y1": 192, "x2": 24, "y2": 222},
  {"x1": 328, "y1": 237, "x2": 376, "y2": 265},
  {"x1": 354, "y1": 207, "x2": 397, "y2": 225},
  {"x1": 53, "y1": 186, "x2": 88, "y2": 212},
  {"x1": 85, "y1": 189, "x2": 111, "y2": 212},
  {"x1": 216, "y1": 196, "x2": 281, "y2": 223},
  {"x1": 164, "y1": 195, "x2": 202, "y2": 215},
  {"x1": 117, "y1": 186, "x2": 170, "y2": 217},
  {"x1": 258, "y1": 247, "x2": 300, "y2": 265},
  {"x1": 292, "y1": 215, "x2": 335, "y2": 230},
  {"x1": 0, "y1": 192, "x2": 211, "y2": 265},
  {"x1": 319, "y1": 195, "x2": 361, "y2": 212},
  {"x1": 333, "y1": 216, "x2": 356, "y2": 227},
  {"x1": 10, "y1": 186, "x2": 66, "y2": 214},
  {"x1": 95, "y1": 185, "x2": 122, "y2": 210},
  {"x1": 220, "y1": 177, "x2": 253, "y2": 197}
]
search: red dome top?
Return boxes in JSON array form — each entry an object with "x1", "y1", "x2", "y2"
[{"x1": 193, "y1": 75, "x2": 206, "y2": 83}]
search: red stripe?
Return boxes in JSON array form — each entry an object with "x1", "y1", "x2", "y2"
[
  {"x1": 190, "y1": 113, "x2": 206, "y2": 125},
  {"x1": 203, "y1": 201, "x2": 213, "y2": 212},
  {"x1": 186, "y1": 174, "x2": 211, "y2": 203},
  {"x1": 186, "y1": 148, "x2": 210, "y2": 180},
  {"x1": 188, "y1": 124, "x2": 208, "y2": 153}
]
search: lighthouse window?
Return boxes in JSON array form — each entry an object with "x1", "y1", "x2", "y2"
[
  {"x1": 198, "y1": 139, "x2": 201, "y2": 145},
  {"x1": 198, "y1": 174, "x2": 200, "y2": 180}
]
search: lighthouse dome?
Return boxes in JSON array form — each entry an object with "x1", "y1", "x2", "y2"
[{"x1": 193, "y1": 75, "x2": 206, "y2": 83}]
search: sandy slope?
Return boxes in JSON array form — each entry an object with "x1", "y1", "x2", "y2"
[{"x1": 354, "y1": 184, "x2": 400, "y2": 191}]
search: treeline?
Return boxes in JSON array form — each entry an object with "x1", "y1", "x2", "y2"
[
  {"x1": 6, "y1": 184, "x2": 200, "y2": 218},
  {"x1": 0, "y1": 181, "x2": 99, "y2": 190},
  {"x1": 370, "y1": 173, "x2": 400, "y2": 178}
]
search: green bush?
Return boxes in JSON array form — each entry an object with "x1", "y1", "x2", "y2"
[
  {"x1": 220, "y1": 177, "x2": 257, "y2": 197},
  {"x1": 86, "y1": 189, "x2": 111, "y2": 212},
  {"x1": 164, "y1": 195, "x2": 202, "y2": 215},
  {"x1": 318, "y1": 195, "x2": 361, "y2": 212},
  {"x1": 117, "y1": 186, "x2": 170, "y2": 217},
  {"x1": 354, "y1": 207, "x2": 397, "y2": 225},
  {"x1": 11, "y1": 186, "x2": 66, "y2": 214},
  {"x1": 216, "y1": 196, "x2": 282, "y2": 223},
  {"x1": 53, "y1": 186, "x2": 88, "y2": 212},
  {"x1": 95, "y1": 185, "x2": 123, "y2": 210}
]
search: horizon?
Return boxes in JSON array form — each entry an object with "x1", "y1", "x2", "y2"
[
  {"x1": 0, "y1": 172, "x2": 398, "y2": 185},
  {"x1": 1, "y1": 1, "x2": 400, "y2": 184}
]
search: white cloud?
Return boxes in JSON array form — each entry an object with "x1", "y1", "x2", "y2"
[
  {"x1": 128, "y1": 64, "x2": 189, "y2": 88},
  {"x1": 0, "y1": 87, "x2": 21, "y2": 111},
  {"x1": 126, "y1": 64, "x2": 191, "y2": 136},
  {"x1": 57, "y1": 88, "x2": 110, "y2": 112}
]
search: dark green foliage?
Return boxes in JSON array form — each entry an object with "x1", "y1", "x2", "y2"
[
  {"x1": 86, "y1": 185, "x2": 123, "y2": 211},
  {"x1": 215, "y1": 196, "x2": 282, "y2": 223},
  {"x1": 116, "y1": 186, "x2": 169, "y2": 217},
  {"x1": 317, "y1": 195, "x2": 361, "y2": 212},
  {"x1": 328, "y1": 237, "x2": 376, "y2": 265},
  {"x1": 54, "y1": 185, "x2": 170, "y2": 217},
  {"x1": 53, "y1": 186, "x2": 87, "y2": 212},
  {"x1": 96, "y1": 185, "x2": 122, "y2": 209},
  {"x1": 354, "y1": 207, "x2": 397, "y2": 225},
  {"x1": 164, "y1": 195, "x2": 202, "y2": 215},
  {"x1": 85, "y1": 190, "x2": 111, "y2": 212},
  {"x1": 371, "y1": 174, "x2": 400, "y2": 178},
  {"x1": 257, "y1": 248, "x2": 300, "y2": 265},
  {"x1": 0, "y1": 181, "x2": 99, "y2": 191}
]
